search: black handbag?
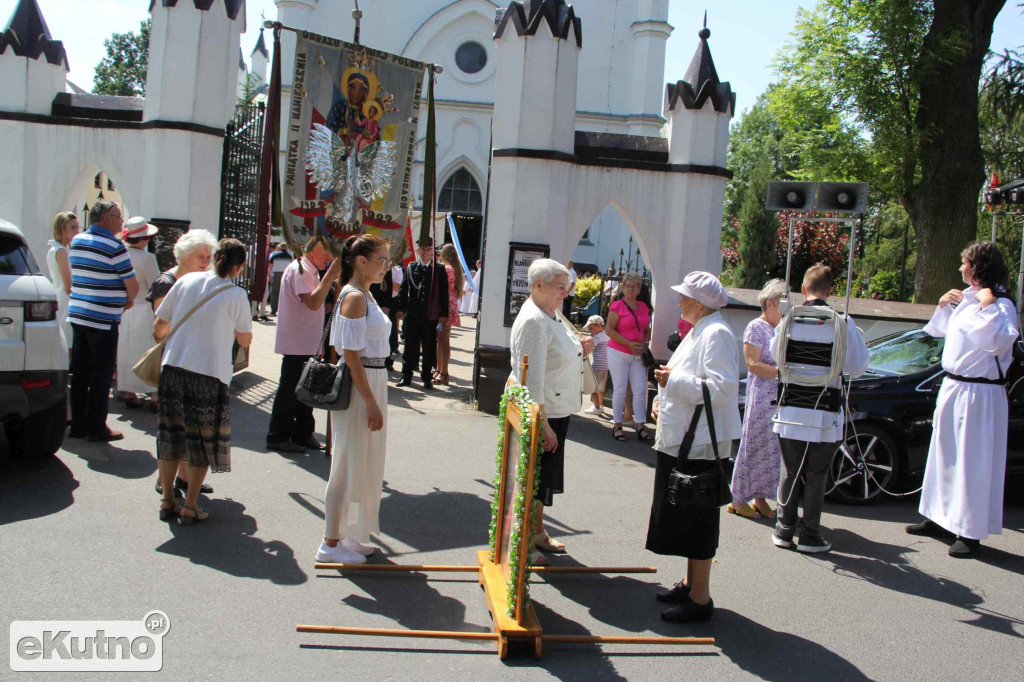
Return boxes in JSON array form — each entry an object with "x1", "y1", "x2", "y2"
[
  {"x1": 623, "y1": 302, "x2": 655, "y2": 367},
  {"x1": 666, "y1": 381, "x2": 734, "y2": 509},
  {"x1": 295, "y1": 287, "x2": 365, "y2": 410}
]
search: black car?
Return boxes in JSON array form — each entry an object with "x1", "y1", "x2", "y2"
[{"x1": 740, "y1": 328, "x2": 1024, "y2": 504}]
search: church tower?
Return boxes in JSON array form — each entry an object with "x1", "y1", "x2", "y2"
[
  {"x1": 665, "y1": 23, "x2": 734, "y2": 169},
  {"x1": 140, "y1": 0, "x2": 245, "y2": 232},
  {"x1": 0, "y1": 0, "x2": 68, "y2": 115},
  {"x1": 250, "y1": 27, "x2": 269, "y2": 87}
]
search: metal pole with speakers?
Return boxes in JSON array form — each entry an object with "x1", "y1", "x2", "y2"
[{"x1": 764, "y1": 181, "x2": 869, "y2": 317}]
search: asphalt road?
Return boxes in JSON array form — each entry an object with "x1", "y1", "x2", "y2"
[{"x1": 2, "y1": 316, "x2": 1022, "y2": 680}]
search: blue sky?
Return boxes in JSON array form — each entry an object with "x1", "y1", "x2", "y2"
[{"x1": 4, "y1": 0, "x2": 1023, "y2": 117}]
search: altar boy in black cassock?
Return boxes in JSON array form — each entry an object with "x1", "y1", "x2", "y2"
[{"x1": 396, "y1": 239, "x2": 448, "y2": 389}]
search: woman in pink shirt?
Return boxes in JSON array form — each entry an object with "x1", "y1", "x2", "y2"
[{"x1": 605, "y1": 272, "x2": 652, "y2": 441}]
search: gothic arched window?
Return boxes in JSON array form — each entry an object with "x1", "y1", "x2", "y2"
[{"x1": 437, "y1": 168, "x2": 483, "y2": 214}]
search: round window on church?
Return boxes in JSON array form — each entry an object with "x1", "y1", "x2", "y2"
[{"x1": 455, "y1": 41, "x2": 487, "y2": 75}]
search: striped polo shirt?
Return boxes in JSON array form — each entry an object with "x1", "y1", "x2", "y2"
[{"x1": 67, "y1": 225, "x2": 136, "y2": 330}]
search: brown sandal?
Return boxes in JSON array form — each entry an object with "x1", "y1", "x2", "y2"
[
  {"x1": 159, "y1": 499, "x2": 181, "y2": 521},
  {"x1": 180, "y1": 504, "x2": 209, "y2": 525}
]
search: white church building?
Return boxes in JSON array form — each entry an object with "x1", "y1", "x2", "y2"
[{"x1": 271, "y1": 0, "x2": 708, "y2": 271}]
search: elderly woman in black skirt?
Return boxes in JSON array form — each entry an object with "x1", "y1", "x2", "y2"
[
  {"x1": 648, "y1": 272, "x2": 743, "y2": 622},
  {"x1": 153, "y1": 238, "x2": 252, "y2": 524}
]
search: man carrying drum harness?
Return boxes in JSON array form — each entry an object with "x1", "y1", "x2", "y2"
[{"x1": 769, "y1": 264, "x2": 869, "y2": 555}]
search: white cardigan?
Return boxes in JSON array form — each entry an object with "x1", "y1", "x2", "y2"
[
  {"x1": 510, "y1": 297, "x2": 584, "y2": 418},
  {"x1": 654, "y1": 311, "x2": 743, "y2": 459}
]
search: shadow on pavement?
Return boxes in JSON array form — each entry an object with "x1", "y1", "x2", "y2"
[
  {"x1": 567, "y1": 414, "x2": 658, "y2": 468},
  {"x1": 823, "y1": 527, "x2": 1022, "y2": 638},
  {"x1": 60, "y1": 440, "x2": 157, "y2": 480},
  {"x1": 376, "y1": 482, "x2": 491, "y2": 555},
  {"x1": 155, "y1": 497, "x2": 307, "y2": 585},
  {"x1": 0, "y1": 454, "x2": 79, "y2": 526}
]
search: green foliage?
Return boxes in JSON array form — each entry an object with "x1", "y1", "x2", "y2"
[
  {"x1": 736, "y1": 159, "x2": 779, "y2": 288},
  {"x1": 238, "y1": 73, "x2": 262, "y2": 106},
  {"x1": 93, "y1": 20, "x2": 150, "y2": 97},
  {"x1": 573, "y1": 275, "x2": 602, "y2": 308},
  {"x1": 489, "y1": 385, "x2": 543, "y2": 618},
  {"x1": 867, "y1": 270, "x2": 903, "y2": 301},
  {"x1": 981, "y1": 48, "x2": 1024, "y2": 182}
]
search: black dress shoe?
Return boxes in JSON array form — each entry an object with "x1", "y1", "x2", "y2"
[
  {"x1": 396, "y1": 376, "x2": 413, "y2": 387},
  {"x1": 88, "y1": 430, "x2": 124, "y2": 443},
  {"x1": 155, "y1": 479, "x2": 183, "y2": 498},
  {"x1": 422, "y1": 379, "x2": 434, "y2": 390},
  {"x1": 661, "y1": 597, "x2": 714, "y2": 623},
  {"x1": 949, "y1": 537, "x2": 980, "y2": 558},
  {"x1": 655, "y1": 582, "x2": 691, "y2": 604},
  {"x1": 174, "y1": 477, "x2": 213, "y2": 495},
  {"x1": 295, "y1": 437, "x2": 326, "y2": 451},
  {"x1": 906, "y1": 519, "x2": 954, "y2": 538}
]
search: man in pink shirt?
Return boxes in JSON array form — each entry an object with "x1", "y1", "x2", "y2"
[{"x1": 266, "y1": 238, "x2": 341, "y2": 453}]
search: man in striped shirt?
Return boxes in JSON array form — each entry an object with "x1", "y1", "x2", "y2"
[{"x1": 68, "y1": 201, "x2": 139, "y2": 442}]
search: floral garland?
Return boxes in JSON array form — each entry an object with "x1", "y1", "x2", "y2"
[{"x1": 488, "y1": 384, "x2": 543, "y2": 617}]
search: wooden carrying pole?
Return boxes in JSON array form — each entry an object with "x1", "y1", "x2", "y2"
[
  {"x1": 298, "y1": 625, "x2": 498, "y2": 641},
  {"x1": 315, "y1": 563, "x2": 657, "y2": 574}
]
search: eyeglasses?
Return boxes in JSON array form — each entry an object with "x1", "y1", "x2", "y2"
[{"x1": 369, "y1": 256, "x2": 390, "y2": 267}]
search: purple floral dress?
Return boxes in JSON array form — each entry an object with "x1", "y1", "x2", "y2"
[{"x1": 731, "y1": 318, "x2": 782, "y2": 502}]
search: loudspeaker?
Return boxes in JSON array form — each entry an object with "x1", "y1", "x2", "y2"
[
  {"x1": 765, "y1": 181, "x2": 817, "y2": 211},
  {"x1": 817, "y1": 182, "x2": 869, "y2": 214}
]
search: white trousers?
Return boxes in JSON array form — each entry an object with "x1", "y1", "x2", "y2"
[
  {"x1": 608, "y1": 347, "x2": 647, "y2": 425},
  {"x1": 324, "y1": 367, "x2": 389, "y2": 543}
]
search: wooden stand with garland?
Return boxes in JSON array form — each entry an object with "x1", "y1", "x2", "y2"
[{"x1": 298, "y1": 358, "x2": 714, "y2": 658}]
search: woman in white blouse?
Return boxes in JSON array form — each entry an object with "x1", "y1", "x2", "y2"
[
  {"x1": 317, "y1": 233, "x2": 393, "y2": 565},
  {"x1": 510, "y1": 258, "x2": 592, "y2": 565},
  {"x1": 647, "y1": 272, "x2": 743, "y2": 623}
]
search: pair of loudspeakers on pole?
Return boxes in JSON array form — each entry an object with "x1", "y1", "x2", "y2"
[{"x1": 765, "y1": 181, "x2": 869, "y2": 214}]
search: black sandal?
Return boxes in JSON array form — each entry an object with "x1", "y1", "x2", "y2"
[
  {"x1": 612, "y1": 425, "x2": 627, "y2": 441},
  {"x1": 636, "y1": 424, "x2": 652, "y2": 442}
]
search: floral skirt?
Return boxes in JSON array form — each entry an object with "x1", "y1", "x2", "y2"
[{"x1": 157, "y1": 365, "x2": 231, "y2": 472}]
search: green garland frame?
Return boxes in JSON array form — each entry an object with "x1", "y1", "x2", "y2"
[{"x1": 487, "y1": 384, "x2": 543, "y2": 618}]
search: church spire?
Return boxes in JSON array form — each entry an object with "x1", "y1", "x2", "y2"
[
  {"x1": 0, "y1": 0, "x2": 68, "y2": 69},
  {"x1": 665, "y1": 19, "x2": 734, "y2": 114},
  {"x1": 251, "y1": 27, "x2": 268, "y2": 58}
]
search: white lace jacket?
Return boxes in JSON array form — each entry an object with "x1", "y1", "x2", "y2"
[{"x1": 510, "y1": 297, "x2": 584, "y2": 418}]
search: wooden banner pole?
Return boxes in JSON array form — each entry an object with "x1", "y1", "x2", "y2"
[
  {"x1": 298, "y1": 625, "x2": 498, "y2": 641},
  {"x1": 542, "y1": 635, "x2": 715, "y2": 646}
]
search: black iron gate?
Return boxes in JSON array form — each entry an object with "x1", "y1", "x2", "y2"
[{"x1": 218, "y1": 102, "x2": 265, "y2": 294}]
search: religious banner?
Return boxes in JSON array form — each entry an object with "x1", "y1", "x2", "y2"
[{"x1": 284, "y1": 31, "x2": 427, "y2": 257}]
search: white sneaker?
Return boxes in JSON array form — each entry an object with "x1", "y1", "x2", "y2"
[
  {"x1": 584, "y1": 406, "x2": 602, "y2": 415},
  {"x1": 342, "y1": 538, "x2": 375, "y2": 556},
  {"x1": 315, "y1": 541, "x2": 366, "y2": 564}
]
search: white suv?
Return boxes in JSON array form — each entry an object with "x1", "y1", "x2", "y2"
[{"x1": 0, "y1": 219, "x2": 68, "y2": 460}]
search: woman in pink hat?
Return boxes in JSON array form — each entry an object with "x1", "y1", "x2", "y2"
[{"x1": 116, "y1": 217, "x2": 162, "y2": 410}]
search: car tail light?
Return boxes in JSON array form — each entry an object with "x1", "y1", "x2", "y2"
[
  {"x1": 22, "y1": 378, "x2": 52, "y2": 390},
  {"x1": 24, "y1": 301, "x2": 57, "y2": 321}
]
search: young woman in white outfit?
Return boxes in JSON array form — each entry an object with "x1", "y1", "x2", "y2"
[
  {"x1": 317, "y1": 234, "x2": 393, "y2": 564},
  {"x1": 46, "y1": 211, "x2": 79, "y2": 352}
]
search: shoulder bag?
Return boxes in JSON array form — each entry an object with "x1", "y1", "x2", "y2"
[
  {"x1": 665, "y1": 380, "x2": 734, "y2": 509},
  {"x1": 132, "y1": 284, "x2": 235, "y2": 388},
  {"x1": 295, "y1": 287, "x2": 367, "y2": 410},
  {"x1": 555, "y1": 309, "x2": 598, "y2": 395}
]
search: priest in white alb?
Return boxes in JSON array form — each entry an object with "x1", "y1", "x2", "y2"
[{"x1": 907, "y1": 241, "x2": 1019, "y2": 558}]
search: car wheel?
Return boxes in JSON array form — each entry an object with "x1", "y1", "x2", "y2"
[
  {"x1": 827, "y1": 423, "x2": 901, "y2": 505},
  {"x1": 6, "y1": 396, "x2": 66, "y2": 462}
]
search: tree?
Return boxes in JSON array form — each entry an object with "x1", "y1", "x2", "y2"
[
  {"x1": 736, "y1": 159, "x2": 779, "y2": 288},
  {"x1": 93, "y1": 20, "x2": 150, "y2": 97},
  {"x1": 776, "y1": 0, "x2": 1009, "y2": 302}
]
